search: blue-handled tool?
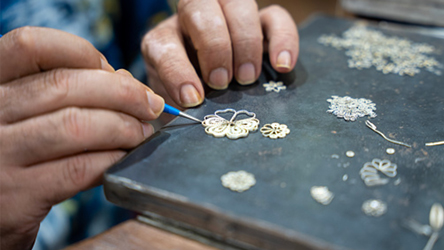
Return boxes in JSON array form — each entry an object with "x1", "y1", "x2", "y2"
[{"x1": 163, "y1": 103, "x2": 202, "y2": 123}]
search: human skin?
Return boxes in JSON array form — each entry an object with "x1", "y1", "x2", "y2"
[
  {"x1": 142, "y1": 0, "x2": 299, "y2": 108},
  {"x1": 0, "y1": 27, "x2": 164, "y2": 249}
]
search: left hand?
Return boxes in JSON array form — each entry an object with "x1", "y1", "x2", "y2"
[{"x1": 142, "y1": 1, "x2": 299, "y2": 108}]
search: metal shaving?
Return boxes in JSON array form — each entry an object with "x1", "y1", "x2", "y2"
[
  {"x1": 327, "y1": 96, "x2": 377, "y2": 121},
  {"x1": 318, "y1": 24, "x2": 443, "y2": 76},
  {"x1": 221, "y1": 170, "x2": 256, "y2": 192}
]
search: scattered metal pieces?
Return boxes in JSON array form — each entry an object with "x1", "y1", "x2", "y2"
[
  {"x1": 342, "y1": 174, "x2": 349, "y2": 181},
  {"x1": 423, "y1": 203, "x2": 443, "y2": 250},
  {"x1": 318, "y1": 24, "x2": 443, "y2": 76},
  {"x1": 365, "y1": 120, "x2": 412, "y2": 148},
  {"x1": 386, "y1": 148, "x2": 396, "y2": 155},
  {"x1": 221, "y1": 171, "x2": 256, "y2": 192},
  {"x1": 360, "y1": 159, "x2": 397, "y2": 187},
  {"x1": 346, "y1": 151, "x2": 355, "y2": 158},
  {"x1": 362, "y1": 199, "x2": 387, "y2": 217},
  {"x1": 260, "y1": 123, "x2": 290, "y2": 139},
  {"x1": 263, "y1": 81, "x2": 287, "y2": 93},
  {"x1": 426, "y1": 141, "x2": 444, "y2": 147},
  {"x1": 310, "y1": 186, "x2": 334, "y2": 205},
  {"x1": 327, "y1": 96, "x2": 377, "y2": 121},
  {"x1": 202, "y1": 109, "x2": 259, "y2": 139}
]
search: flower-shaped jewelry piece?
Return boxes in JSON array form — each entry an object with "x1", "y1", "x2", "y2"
[
  {"x1": 360, "y1": 158, "x2": 397, "y2": 187},
  {"x1": 221, "y1": 170, "x2": 256, "y2": 192},
  {"x1": 310, "y1": 186, "x2": 334, "y2": 205},
  {"x1": 263, "y1": 81, "x2": 286, "y2": 93},
  {"x1": 202, "y1": 109, "x2": 260, "y2": 139},
  {"x1": 327, "y1": 95, "x2": 377, "y2": 121},
  {"x1": 362, "y1": 199, "x2": 387, "y2": 217},
  {"x1": 260, "y1": 123, "x2": 290, "y2": 139}
]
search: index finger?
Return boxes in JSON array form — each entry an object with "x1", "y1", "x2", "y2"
[{"x1": 0, "y1": 26, "x2": 114, "y2": 84}]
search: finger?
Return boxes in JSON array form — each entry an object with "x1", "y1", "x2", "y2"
[
  {"x1": 28, "y1": 150, "x2": 126, "y2": 205},
  {"x1": 219, "y1": 0, "x2": 263, "y2": 85},
  {"x1": 260, "y1": 5, "x2": 299, "y2": 73},
  {"x1": 0, "y1": 69, "x2": 164, "y2": 124},
  {"x1": 142, "y1": 16, "x2": 204, "y2": 108},
  {"x1": 0, "y1": 26, "x2": 114, "y2": 84},
  {"x1": 178, "y1": 0, "x2": 233, "y2": 89},
  {"x1": 1, "y1": 108, "x2": 154, "y2": 166}
]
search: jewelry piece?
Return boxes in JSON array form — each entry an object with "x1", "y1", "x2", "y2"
[
  {"x1": 327, "y1": 96, "x2": 377, "y2": 121},
  {"x1": 362, "y1": 199, "x2": 387, "y2": 217},
  {"x1": 346, "y1": 151, "x2": 355, "y2": 158},
  {"x1": 263, "y1": 81, "x2": 286, "y2": 93},
  {"x1": 386, "y1": 148, "x2": 395, "y2": 155},
  {"x1": 360, "y1": 159, "x2": 397, "y2": 187},
  {"x1": 260, "y1": 123, "x2": 290, "y2": 139},
  {"x1": 425, "y1": 141, "x2": 444, "y2": 147},
  {"x1": 310, "y1": 186, "x2": 334, "y2": 205},
  {"x1": 423, "y1": 203, "x2": 443, "y2": 250},
  {"x1": 365, "y1": 120, "x2": 412, "y2": 148},
  {"x1": 202, "y1": 109, "x2": 259, "y2": 139},
  {"x1": 318, "y1": 24, "x2": 443, "y2": 76},
  {"x1": 221, "y1": 170, "x2": 256, "y2": 192}
]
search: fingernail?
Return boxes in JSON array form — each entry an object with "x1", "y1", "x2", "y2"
[
  {"x1": 146, "y1": 90, "x2": 165, "y2": 116},
  {"x1": 208, "y1": 67, "x2": 229, "y2": 89},
  {"x1": 276, "y1": 50, "x2": 291, "y2": 69},
  {"x1": 180, "y1": 84, "x2": 202, "y2": 107},
  {"x1": 116, "y1": 69, "x2": 133, "y2": 77},
  {"x1": 141, "y1": 122, "x2": 154, "y2": 139},
  {"x1": 100, "y1": 56, "x2": 115, "y2": 72},
  {"x1": 237, "y1": 63, "x2": 256, "y2": 85}
]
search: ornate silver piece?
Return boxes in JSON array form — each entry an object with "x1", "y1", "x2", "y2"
[
  {"x1": 360, "y1": 159, "x2": 397, "y2": 187},
  {"x1": 263, "y1": 81, "x2": 286, "y2": 93},
  {"x1": 327, "y1": 96, "x2": 376, "y2": 121},
  {"x1": 221, "y1": 170, "x2": 256, "y2": 192},
  {"x1": 310, "y1": 186, "x2": 334, "y2": 205},
  {"x1": 260, "y1": 123, "x2": 290, "y2": 139},
  {"x1": 202, "y1": 109, "x2": 259, "y2": 139},
  {"x1": 362, "y1": 199, "x2": 387, "y2": 217}
]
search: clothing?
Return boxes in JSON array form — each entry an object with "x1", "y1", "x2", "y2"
[{"x1": 0, "y1": 1, "x2": 172, "y2": 249}]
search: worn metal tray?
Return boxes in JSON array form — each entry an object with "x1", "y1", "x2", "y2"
[{"x1": 104, "y1": 15, "x2": 444, "y2": 250}]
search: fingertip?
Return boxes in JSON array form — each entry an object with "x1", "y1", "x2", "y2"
[
  {"x1": 276, "y1": 50, "x2": 292, "y2": 71},
  {"x1": 208, "y1": 67, "x2": 229, "y2": 89},
  {"x1": 100, "y1": 54, "x2": 115, "y2": 72},
  {"x1": 237, "y1": 63, "x2": 256, "y2": 85},
  {"x1": 115, "y1": 68, "x2": 133, "y2": 77},
  {"x1": 180, "y1": 83, "x2": 203, "y2": 107},
  {"x1": 146, "y1": 90, "x2": 165, "y2": 117},
  {"x1": 141, "y1": 122, "x2": 154, "y2": 139}
]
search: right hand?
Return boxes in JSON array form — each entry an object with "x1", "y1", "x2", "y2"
[{"x1": 0, "y1": 27, "x2": 164, "y2": 250}]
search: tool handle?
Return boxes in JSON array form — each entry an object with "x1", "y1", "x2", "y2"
[{"x1": 163, "y1": 103, "x2": 180, "y2": 116}]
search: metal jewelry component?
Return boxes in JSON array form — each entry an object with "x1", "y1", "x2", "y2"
[
  {"x1": 260, "y1": 123, "x2": 290, "y2": 139},
  {"x1": 360, "y1": 159, "x2": 397, "y2": 187},
  {"x1": 263, "y1": 81, "x2": 286, "y2": 93},
  {"x1": 346, "y1": 151, "x2": 355, "y2": 158},
  {"x1": 365, "y1": 120, "x2": 412, "y2": 148},
  {"x1": 327, "y1": 96, "x2": 377, "y2": 121},
  {"x1": 423, "y1": 203, "x2": 443, "y2": 250},
  {"x1": 386, "y1": 148, "x2": 395, "y2": 155},
  {"x1": 425, "y1": 141, "x2": 444, "y2": 147},
  {"x1": 310, "y1": 186, "x2": 334, "y2": 205},
  {"x1": 202, "y1": 109, "x2": 260, "y2": 140},
  {"x1": 221, "y1": 170, "x2": 256, "y2": 192},
  {"x1": 318, "y1": 24, "x2": 443, "y2": 76},
  {"x1": 362, "y1": 199, "x2": 387, "y2": 217}
]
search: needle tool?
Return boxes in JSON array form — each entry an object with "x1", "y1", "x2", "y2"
[{"x1": 163, "y1": 103, "x2": 202, "y2": 123}]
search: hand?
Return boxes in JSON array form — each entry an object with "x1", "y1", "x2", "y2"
[
  {"x1": 142, "y1": 1, "x2": 299, "y2": 108},
  {"x1": 0, "y1": 27, "x2": 164, "y2": 249}
]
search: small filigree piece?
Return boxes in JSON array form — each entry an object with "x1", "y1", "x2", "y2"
[
  {"x1": 310, "y1": 186, "x2": 334, "y2": 205},
  {"x1": 362, "y1": 199, "x2": 387, "y2": 217},
  {"x1": 346, "y1": 151, "x2": 355, "y2": 158},
  {"x1": 386, "y1": 148, "x2": 395, "y2": 155},
  {"x1": 327, "y1": 96, "x2": 376, "y2": 121},
  {"x1": 360, "y1": 159, "x2": 397, "y2": 187},
  {"x1": 366, "y1": 120, "x2": 412, "y2": 148},
  {"x1": 221, "y1": 171, "x2": 256, "y2": 192},
  {"x1": 263, "y1": 81, "x2": 286, "y2": 93},
  {"x1": 260, "y1": 123, "x2": 290, "y2": 139},
  {"x1": 202, "y1": 109, "x2": 259, "y2": 140}
]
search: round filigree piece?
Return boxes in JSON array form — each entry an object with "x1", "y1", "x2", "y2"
[
  {"x1": 346, "y1": 151, "x2": 355, "y2": 158},
  {"x1": 263, "y1": 81, "x2": 286, "y2": 93},
  {"x1": 221, "y1": 171, "x2": 256, "y2": 192},
  {"x1": 310, "y1": 186, "x2": 334, "y2": 205},
  {"x1": 260, "y1": 123, "x2": 290, "y2": 139},
  {"x1": 327, "y1": 96, "x2": 377, "y2": 121},
  {"x1": 386, "y1": 148, "x2": 395, "y2": 155},
  {"x1": 362, "y1": 199, "x2": 387, "y2": 217},
  {"x1": 202, "y1": 109, "x2": 259, "y2": 140}
]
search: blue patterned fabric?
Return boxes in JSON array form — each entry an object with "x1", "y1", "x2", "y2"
[{"x1": 1, "y1": 1, "x2": 172, "y2": 249}]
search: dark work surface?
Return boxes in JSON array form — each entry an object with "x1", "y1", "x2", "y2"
[{"x1": 105, "y1": 16, "x2": 444, "y2": 250}]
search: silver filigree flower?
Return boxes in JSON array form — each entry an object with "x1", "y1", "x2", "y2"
[
  {"x1": 260, "y1": 123, "x2": 290, "y2": 139},
  {"x1": 362, "y1": 199, "x2": 387, "y2": 217},
  {"x1": 221, "y1": 170, "x2": 256, "y2": 192},
  {"x1": 360, "y1": 159, "x2": 397, "y2": 187},
  {"x1": 263, "y1": 81, "x2": 286, "y2": 93},
  {"x1": 327, "y1": 95, "x2": 377, "y2": 121},
  {"x1": 202, "y1": 109, "x2": 259, "y2": 139}
]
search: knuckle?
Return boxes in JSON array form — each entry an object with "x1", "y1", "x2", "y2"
[
  {"x1": 61, "y1": 107, "x2": 88, "y2": 140},
  {"x1": 64, "y1": 154, "x2": 89, "y2": 187},
  {"x1": 46, "y1": 69, "x2": 70, "y2": 100},
  {"x1": 9, "y1": 26, "x2": 36, "y2": 53},
  {"x1": 116, "y1": 75, "x2": 138, "y2": 104},
  {"x1": 198, "y1": 38, "x2": 231, "y2": 54}
]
